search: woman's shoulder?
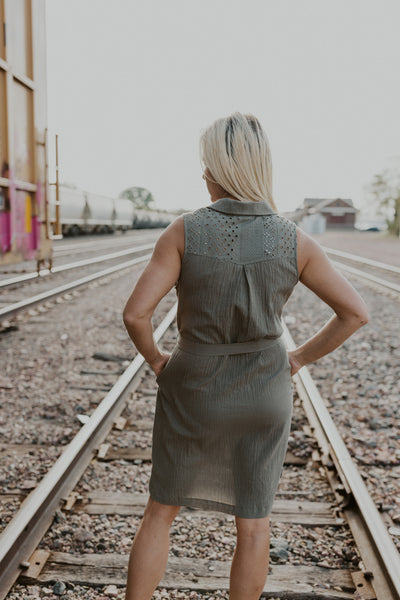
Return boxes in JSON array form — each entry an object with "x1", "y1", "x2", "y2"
[
  {"x1": 158, "y1": 214, "x2": 185, "y2": 259},
  {"x1": 271, "y1": 213, "x2": 296, "y2": 227},
  {"x1": 295, "y1": 225, "x2": 324, "y2": 253},
  {"x1": 261, "y1": 216, "x2": 324, "y2": 274},
  {"x1": 295, "y1": 226, "x2": 329, "y2": 275},
  {"x1": 158, "y1": 205, "x2": 209, "y2": 247},
  {"x1": 159, "y1": 204, "x2": 220, "y2": 260}
]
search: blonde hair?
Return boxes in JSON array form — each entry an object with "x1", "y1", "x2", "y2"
[{"x1": 199, "y1": 112, "x2": 277, "y2": 210}]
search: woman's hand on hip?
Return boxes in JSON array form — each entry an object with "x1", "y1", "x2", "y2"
[
  {"x1": 149, "y1": 352, "x2": 171, "y2": 377},
  {"x1": 288, "y1": 351, "x2": 303, "y2": 377}
]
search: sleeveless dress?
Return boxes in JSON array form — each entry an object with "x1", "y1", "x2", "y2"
[{"x1": 149, "y1": 197, "x2": 299, "y2": 518}]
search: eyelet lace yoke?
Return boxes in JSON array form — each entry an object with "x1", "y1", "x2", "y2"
[{"x1": 184, "y1": 207, "x2": 296, "y2": 264}]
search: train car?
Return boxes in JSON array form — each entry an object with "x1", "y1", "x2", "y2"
[
  {"x1": 48, "y1": 185, "x2": 85, "y2": 235},
  {"x1": 113, "y1": 197, "x2": 135, "y2": 231},
  {"x1": 49, "y1": 186, "x2": 117, "y2": 236},
  {"x1": 132, "y1": 207, "x2": 175, "y2": 229},
  {"x1": 48, "y1": 185, "x2": 136, "y2": 235},
  {"x1": 49, "y1": 185, "x2": 175, "y2": 234},
  {"x1": 147, "y1": 209, "x2": 175, "y2": 228},
  {"x1": 0, "y1": 1, "x2": 176, "y2": 268},
  {"x1": 83, "y1": 191, "x2": 115, "y2": 234},
  {"x1": 0, "y1": 0, "x2": 52, "y2": 268}
]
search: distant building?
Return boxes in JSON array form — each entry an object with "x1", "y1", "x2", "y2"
[{"x1": 288, "y1": 197, "x2": 358, "y2": 231}]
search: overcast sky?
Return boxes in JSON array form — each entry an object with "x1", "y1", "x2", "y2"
[{"x1": 45, "y1": 0, "x2": 400, "y2": 215}]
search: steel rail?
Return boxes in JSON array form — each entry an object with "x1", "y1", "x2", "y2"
[
  {"x1": 0, "y1": 303, "x2": 177, "y2": 600},
  {"x1": 331, "y1": 260, "x2": 400, "y2": 294},
  {"x1": 53, "y1": 233, "x2": 158, "y2": 256},
  {"x1": 0, "y1": 253, "x2": 152, "y2": 321},
  {"x1": 323, "y1": 246, "x2": 400, "y2": 275},
  {"x1": 282, "y1": 322, "x2": 400, "y2": 599},
  {"x1": 0, "y1": 242, "x2": 155, "y2": 289},
  {"x1": 53, "y1": 237, "x2": 146, "y2": 254},
  {"x1": 53, "y1": 239, "x2": 131, "y2": 253},
  {"x1": 53, "y1": 231, "x2": 162, "y2": 253},
  {"x1": 2, "y1": 305, "x2": 399, "y2": 597},
  {"x1": 53, "y1": 240, "x2": 126, "y2": 253}
]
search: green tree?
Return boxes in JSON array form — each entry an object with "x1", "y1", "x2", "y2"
[
  {"x1": 119, "y1": 186, "x2": 155, "y2": 209},
  {"x1": 367, "y1": 164, "x2": 400, "y2": 236}
]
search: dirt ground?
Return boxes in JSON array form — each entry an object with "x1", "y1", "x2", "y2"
[{"x1": 311, "y1": 230, "x2": 400, "y2": 266}]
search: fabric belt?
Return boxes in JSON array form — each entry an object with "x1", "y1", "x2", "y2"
[{"x1": 177, "y1": 335, "x2": 281, "y2": 356}]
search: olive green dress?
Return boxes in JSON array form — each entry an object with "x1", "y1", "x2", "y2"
[{"x1": 149, "y1": 197, "x2": 299, "y2": 518}]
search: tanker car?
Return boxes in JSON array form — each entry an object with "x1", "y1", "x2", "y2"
[{"x1": 48, "y1": 184, "x2": 174, "y2": 235}]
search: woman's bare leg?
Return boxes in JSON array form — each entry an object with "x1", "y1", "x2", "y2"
[
  {"x1": 229, "y1": 515, "x2": 270, "y2": 600},
  {"x1": 124, "y1": 495, "x2": 181, "y2": 600}
]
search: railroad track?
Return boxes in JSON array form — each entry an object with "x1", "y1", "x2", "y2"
[
  {"x1": 0, "y1": 234, "x2": 158, "y2": 290},
  {"x1": 0, "y1": 244, "x2": 156, "y2": 321},
  {"x1": 323, "y1": 247, "x2": 400, "y2": 295},
  {"x1": 52, "y1": 231, "x2": 161, "y2": 257},
  {"x1": 1, "y1": 306, "x2": 399, "y2": 600},
  {"x1": 3, "y1": 234, "x2": 396, "y2": 297}
]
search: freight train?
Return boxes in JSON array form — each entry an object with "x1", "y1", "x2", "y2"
[
  {"x1": 0, "y1": 1, "x2": 173, "y2": 270},
  {"x1": 48, "y1": 185, "x2": 174, "y2": 236},
  {"x1": 0, "y1": 0, "x2": 50, "y2": 268}
]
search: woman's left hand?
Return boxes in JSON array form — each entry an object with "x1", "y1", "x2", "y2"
[
  {"x1": 288, "y1": 351, "x2": 303, "y2": 377},
  {"x1": 149, "y1": 352, "x2": 171, "y2": 377}
]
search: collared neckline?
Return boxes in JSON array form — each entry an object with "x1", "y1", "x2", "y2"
[{"x1": 206, "y1": 197, "x2": 276, "y2": 216}]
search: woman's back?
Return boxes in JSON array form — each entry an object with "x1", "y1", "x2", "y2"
[
  {"x1": 176, "y1": 196, "x2": 298, "y2": 344},
  {"x1": 144, "y1": 197, "x2": 298, "y2": 518},
  {"x1": 122, "y1": 112, "x2": 369, "y2": 598}
]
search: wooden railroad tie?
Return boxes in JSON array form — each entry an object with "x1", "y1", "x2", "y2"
[
  {"x1": 95, "y1": 443, "x2": 308, "y2": 466},
  {"x1": 20, "y1": 550, "x2": 357, "y2": 599},
  {"x1": 64, "y1": 491, "x2": 345, "y2": 526}
]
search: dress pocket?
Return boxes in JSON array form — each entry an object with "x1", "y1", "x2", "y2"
[
  {"x1": 274, "y1": 339, "x2": 291, "y2": 375},
  {"x1": 155, "y1": 349, "x2": 177, "y2": 384}
]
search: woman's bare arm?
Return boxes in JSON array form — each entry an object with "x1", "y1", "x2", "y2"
[
  {"x1": 288, "y1": 228, "x2": 370, "y2": 375},
  {"x1": 123, "y1": 216, "x2": 184, "y2": 375}
]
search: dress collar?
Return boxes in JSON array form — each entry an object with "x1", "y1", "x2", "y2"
[{"x1": 206, "y1": 197, "x2": 276, "y2": 216}]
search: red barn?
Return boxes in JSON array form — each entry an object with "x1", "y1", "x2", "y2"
[{"x1": 304, "y1": 198, "x2": 357, "y2": 229}]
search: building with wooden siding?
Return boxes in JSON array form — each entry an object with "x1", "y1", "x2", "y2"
[{"x1": 288, "y1": 197, "x2": 358, "y2": 231}]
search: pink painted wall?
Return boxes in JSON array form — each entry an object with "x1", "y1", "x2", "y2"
[
  {"x1": 0, "y1": 212, "x2": 11, "y2": 253},
  {"x1": 5, "y1": 169, "x2": 39, "y2": 259}
]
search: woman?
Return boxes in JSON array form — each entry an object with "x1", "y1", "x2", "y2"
[{"x1": 122, "y1": 112, "x2": 369, "y2": 600}]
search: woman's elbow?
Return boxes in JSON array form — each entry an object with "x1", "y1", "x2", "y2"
[
  {"x1": 337, "y1": 298, "x2": 370, "y2": 328},
  {"x1": 123, "y1": 307, "x2": 138, "y2": 327},
  {"x1": 123, "y1": 304, "x2": 151, "y2": 327},
  {"x1": 356, "y1": 309, "x2": 370, "y2": 327},
  {"x1": 122, "y1": 308, "x2": 133, "y2": 327},
  {"x1": 355, "y1": 298, "x2": 370, "y2": 326},
  {"x1": 346, "y1": 305, "x2": 370, "y2": 328},
  {"x1": 349, "y1": 297, "x2": 370, "y2": 327}
]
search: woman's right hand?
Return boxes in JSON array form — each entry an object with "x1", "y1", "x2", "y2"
[
  {"x1": 149, "y1": 352, "x2": 171, "y2": 377},
  {"x1": 291, "y1": 228, "x2": 369, "y2": 366}
]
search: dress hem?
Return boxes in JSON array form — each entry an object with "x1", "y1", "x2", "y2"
[{"x1": 148, "y1": 488, "x2": 271, "y2": 519}]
